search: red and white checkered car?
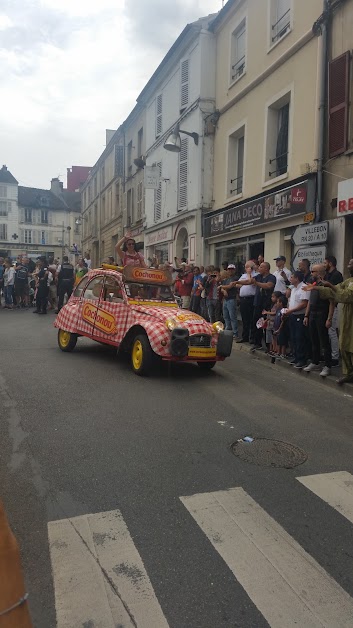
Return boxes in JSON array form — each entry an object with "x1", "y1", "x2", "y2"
[{"x1": 54, "y1": 265, "x2": 233, "y2": 375}]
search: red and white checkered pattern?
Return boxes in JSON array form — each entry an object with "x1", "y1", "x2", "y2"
[{"x1": 54, "y1": 269, "x2": 217, "y2": 357}]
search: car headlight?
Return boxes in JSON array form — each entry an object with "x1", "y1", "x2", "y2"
[
  {"x1": 212, "y1": 321, "x2": 224, "y2": 333},
  {"x1": 165, "y1": 317, "x2": 177, "y2": 331}
]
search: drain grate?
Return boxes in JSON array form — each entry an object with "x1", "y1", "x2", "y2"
[{"x1": 231, "y1": 438, "x2": 307, "y2": 469}]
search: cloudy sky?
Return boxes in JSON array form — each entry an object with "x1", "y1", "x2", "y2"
[{"x1": 0, "y1": 0, "x2": 222, "y2": 189}]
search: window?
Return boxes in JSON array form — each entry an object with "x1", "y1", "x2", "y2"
[
  {"x1": 228, "y1": 126, "x2": 245, "y2": 196},
  {"x1": 25, "y1": 208, "x2": 32, "y2": 223},
  {"x1": 127, "y1": 140, "x2": 133, "y2": 176},
  {"x1": 178, "y1": 137, "x2": 188, "y2": 211},
  {"x1": 101, "y1": 164, "x2": 105, "y2": 188},
  {"x1": 41, "y1": 210, "x2": 48, "y2": 223},
  {"x1": 101, "y1": 196, "x2": 106, "y2": 224},
  {"x1": 137, "y1": 127, "x2": 144, "y2": 158},
  {"x1": 156, "y1": 94, "x2": 163, "y2": 137},
  {"x1": 231, "y1": 19, "x2": 246, "y2": 83},
  {"x1": 265, "y1": 93, "x2": 290, "y2": 180},
  {"x1": 127, "y1": 188, "x2": 134, "y2": 224},
  {"x1": 83, "y1": 276, "x2": 104, "y2": 301},
  {"x1": 271, "y1": 0, "x2": 291, "y2": 44},
  {"x1": 328, "y1": 52, "x2": 350, "y2": 158},
  {"x1": 0, "y1": 201, "x2": 8, "y2": 216},
  {"x1": 24, "y1": 229, "x2": 32, "y2": 244},
  {"x1": 103, "y1": 278, "x2": 123, "y2": 303},
  {"x1": 73, "y1": 274, "x2": 90, "y2": 298},
  {"x1": 41, "y1": 231, "x2": 46, "y2": 245},
  {"x1": 137, "y1": 181, "x2": 143, "y2": 220},
  {"x1": 0, "y1": 224, "x2": 7, "y2": 239},
  {"x1": 180, "y1": 59, "x2": 189, "y2": 110},
  {"x1": 154, "y1": 162, "x2": 162, "y2": 222},
  {"x1": 0, "y1": 186, "x2": 7, "y2": 198}
]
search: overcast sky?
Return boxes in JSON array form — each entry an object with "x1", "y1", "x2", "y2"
[{"x1": 0, "y1": 0, "x2": 222, "y2": 189}]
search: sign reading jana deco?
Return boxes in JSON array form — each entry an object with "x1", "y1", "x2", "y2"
[{"x1": 205, "y1": 180, "x2": 312, "y2": 238}]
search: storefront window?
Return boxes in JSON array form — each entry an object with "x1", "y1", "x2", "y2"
[
  {"x1": 154, "y1": 243, "x2": 169, "y2": 263},
  {"x1": 216, "y1": 235, "x2": 264, "y2": 272}
]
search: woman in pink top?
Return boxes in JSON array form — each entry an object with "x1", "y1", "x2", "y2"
[{"x1": 115, "y1": 233, "x2": 147, "y2": 268}]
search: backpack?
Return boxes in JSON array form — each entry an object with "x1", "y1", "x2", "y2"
[{"x1": 16, "y1": 266, "x2": 28, "y2": 281}]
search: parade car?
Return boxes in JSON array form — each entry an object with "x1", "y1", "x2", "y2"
[{"x1": 54, "y1": 265, "x2": 233, "y2": 375}]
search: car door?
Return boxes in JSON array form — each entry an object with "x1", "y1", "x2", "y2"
[
  {"x1": 92, "y1": 276, "x2": 130, "y2": 345},
  {"x1": 76, "y1": 275, "x2": 105, "y2": 337}
]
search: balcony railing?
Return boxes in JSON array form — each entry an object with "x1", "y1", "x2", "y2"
[
  {"x1": 230, "y1": 175, "x2": 243, "y2": 195},
  {"x1": 269, "y1": 152, "x2": 288, "y2": 177},
  {"x1": 231, "y1": 55, "x2": 245, "y2": 81},
  {"x1": 272, "y1": 9, "x2": 290, "y2": 43}
]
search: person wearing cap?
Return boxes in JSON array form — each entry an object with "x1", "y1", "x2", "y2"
[
  {"x1": 220, "y1": 264, "x2": 239, "y2": 339},
  {"x1": 273, "y1": 256, "x2": 291, "y2": 294}
]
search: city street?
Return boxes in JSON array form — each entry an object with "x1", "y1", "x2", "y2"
[{"x1": 1, "y1": 309, "x2": 353, "y2": 628}]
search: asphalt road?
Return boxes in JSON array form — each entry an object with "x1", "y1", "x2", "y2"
[{"x1": 1, "y1": 309, "x2": 353, "y2": 628}]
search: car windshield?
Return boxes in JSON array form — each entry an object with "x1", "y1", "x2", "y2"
[{"x1": 125, "y1": 282, "x2": 175, "y2": 302}]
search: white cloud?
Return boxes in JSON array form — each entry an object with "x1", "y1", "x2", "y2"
[{"x1": 0, "y1": 0, "x2": 222, "y2": 188}]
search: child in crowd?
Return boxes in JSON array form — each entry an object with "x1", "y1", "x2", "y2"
[
  {"x1": 262, "y1": 291, "x2": 282, "y2": 355},
  {"x1": 273, "y1": 294, "x2": 289, "y2": 358}
]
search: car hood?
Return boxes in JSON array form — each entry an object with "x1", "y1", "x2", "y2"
[{"x1": 131, "y1": 304, "x2": 214, "y2": 333}]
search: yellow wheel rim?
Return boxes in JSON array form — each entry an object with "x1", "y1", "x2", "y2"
[
  {"x1": 59, "y1": 330, "x2": 71, "y2": 348},
  {"x1": 132, "y1": 339, "x2": 143, "y2": 370}
]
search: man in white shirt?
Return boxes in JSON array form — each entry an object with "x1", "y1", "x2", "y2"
[
  {"x1": 285, "y1": 271, "x2": 309, "y2": 368},
  {"x1": 273, "y1": 256, "x2": 291, "y2": 294},
  {"x1": 235, "y1": 261, "x2": 257, "y2": 343}
]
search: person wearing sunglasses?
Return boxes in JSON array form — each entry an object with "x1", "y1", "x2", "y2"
[{"x1": 115, "y1": 232, "x2": 147, "y2": 268}]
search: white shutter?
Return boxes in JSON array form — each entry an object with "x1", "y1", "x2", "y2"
[
  {"x1": 20, "y1": 208, "x2": 25, "y2": 223},
  {"x1": 180, "y1": 59, "x2": 189, "y2": 110},
  {"x1": 178, "y1": 138, "x2": 188, "y2": 211},
  {"x1": 32, "y1": 230, "x2": 38, "y2": 244},
  {"x1": 154, "y1": 162, "x2": 162, "y2": 222},
  {"x1": 48, "y1": 211, "x2": 52, "y2": 225},
  {"x1": 156, "y1": 94, "x2": 163, "y2": 137},
  {"x1": 137, "y1": 181, "x2": 143, "y2": 219},
  {"x1": 19, "y1": 228, "x2": 24, "y2": 243}
]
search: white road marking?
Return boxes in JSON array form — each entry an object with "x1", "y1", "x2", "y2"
[
  {"x1": 181, "y1": 487, "x2": 353, "y2": 628},
  {"x1": 297, "y1": 471, "x2": 353, "y2": 524},
  {"x1": 48, "y1": 509, "x2": 169, "y2": 628}
]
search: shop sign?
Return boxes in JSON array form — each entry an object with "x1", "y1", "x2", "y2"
[
  {"x1": 144, "y1": 166, "x2": 160, "y2": 190},
  {"x1": 292, "y1": 221, "x2": 328, "y2": 246},
  {"x1": 146, "y1": 226, "x2": 172, "y2": 246},
  {"x1": 304, "y1": 212, "x2": 315, "y2": 223},
  {"x1": 292, "y1": 245, "x2": 327, "y2": 271},
  {"x1": 337, "y1": 178, "x2": 353, "y2": 217},
  {"x1": 205, "y1": 180, "x2": 311, "y2": 238},
  {"x1": 128, "y1": 225, "x2": 144, "y2": 238}
]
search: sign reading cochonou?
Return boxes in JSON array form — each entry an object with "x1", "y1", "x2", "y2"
[{"x1": 205, "y1": 180, "x2": 314, "y2": 238}]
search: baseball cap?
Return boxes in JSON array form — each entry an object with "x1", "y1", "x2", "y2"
[
  {"x1": 227, "y1": 263, "x2": 236, "y2": 269},
  {"x1": 274, "y1": 255, "x2": 286, "y2": 262}
]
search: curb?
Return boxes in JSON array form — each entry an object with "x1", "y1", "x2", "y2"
[{"x1": 232, "y1": 341, "x2": 353, "y2": 395}]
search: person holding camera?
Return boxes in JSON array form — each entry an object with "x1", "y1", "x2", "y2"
[
  {"x1": 203, "y1": 266, "x2": 221, "y2": 323},
  {"x1": 220, "y1": 264, "x2": 239, "y2": 339}
]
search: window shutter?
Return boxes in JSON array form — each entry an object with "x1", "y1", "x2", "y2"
[
  {"x1": 178, "y1": 138, "x2": 188, "y2": 211},
  {"x1": 154, "y1": 163, "x2": 162, "y2": 222},
  {"x1": 329, "y1": 52, "x2": 350, "y2": 158},
  {"x1": 180, "y1": 59, "x2": 189, "y2": 110},
  {"x1": 156, "y1": 94, "x2": 163, "y2": 137},
  {"x1": 19, "y1": 228, "x2": 24, "y2": 243},
  {"x1": 137, "y1": 181, "x2": 143, "y2": 219}
]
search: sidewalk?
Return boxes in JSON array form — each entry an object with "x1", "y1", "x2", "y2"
[{"x1": 232, "y1": 340, "x2": 353, "y2": 394}]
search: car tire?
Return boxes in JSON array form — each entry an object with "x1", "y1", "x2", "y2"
[
  {"x1": 131, "y1": 334, "x2": 156, "y2": 376},
  {"x1": 58, "y1": 329, "x2": 78, "y2": 352},
  {"x1": 197, "y1": 361, "x2": 216, "y2": 370}
]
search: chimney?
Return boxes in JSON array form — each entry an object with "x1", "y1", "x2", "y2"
[
  {"x1": 51, "y1": 177, "x2": 64, "y2": 197},
  {"x1": 2, "y1": 165, "x2": 7, "y2": 171}
]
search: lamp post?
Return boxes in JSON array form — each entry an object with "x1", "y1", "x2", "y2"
[{"x1": 163, "y1": 124, "x2": 199, "y2": 153}]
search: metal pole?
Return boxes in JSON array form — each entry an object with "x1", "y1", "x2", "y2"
[{"x1": 316, "y1": 0, "x2": 329, "y2": 223}]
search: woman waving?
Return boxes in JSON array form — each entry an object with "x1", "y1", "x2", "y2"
[{"x1": 115, "y1": 233, "x2": 147, "y2": 268}]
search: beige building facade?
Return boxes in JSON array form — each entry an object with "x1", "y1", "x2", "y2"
[{"x1": 205, "y1": 0, "x2": 324, "y2": 269}]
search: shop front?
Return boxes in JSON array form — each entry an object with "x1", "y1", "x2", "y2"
[
  {"x1": 204, "y1": 176, "x2": 316, "y2": 271},
  {"x1": 337, "y1": 178, "x2": 353, "y2": 272},
  {"x1": 145, "y1": 226, "x2": 173, "y2": 265}
]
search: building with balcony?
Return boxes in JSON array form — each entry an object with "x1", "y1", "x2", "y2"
[
  {"x1": 205, "y1": 0, "x2": 323, "y2": 268},
  {"x1": 139, "y1": 14, "x2": 217, "y2": 265}
]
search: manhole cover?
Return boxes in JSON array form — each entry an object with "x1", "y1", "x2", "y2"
[{"x1": 231, "y1": 438, "x2": 307, "y2": 469}]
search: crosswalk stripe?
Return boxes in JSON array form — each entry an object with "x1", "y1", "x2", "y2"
[
  {"x1": 297, "y1": 471, "x2": 353, "y2": 524},
  {"x1": 48, "y1": 509, "x2": 169, "y2": 628},
  {"x1": 181, "y1": 487, "x2": 353, "y2": 628}
]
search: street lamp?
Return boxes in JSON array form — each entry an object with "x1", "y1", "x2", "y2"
[{"x1": 163, "y1": 124, "x2": 199, "y2": 153}]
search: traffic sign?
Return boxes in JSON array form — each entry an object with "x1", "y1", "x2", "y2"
[
  {"x1": 304, "y1": 212, "x2": 315, "y2": 223},
  {"x1": 292, "y1": 245, "x2": 327, "y2": 271},
  {"x1": 292, "y1": 221, "x2": 328, "y2": 246}
]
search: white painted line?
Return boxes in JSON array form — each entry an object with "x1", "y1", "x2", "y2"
[
  {"x1": 297, "y1": 471, "x2": 353, "y2": 524},
  {"x1": 181, "y1": 487, "x2": 353, "y2": 628},
  {"x1": 48, "y1": 509, "x2": 169, "y2": 628}
]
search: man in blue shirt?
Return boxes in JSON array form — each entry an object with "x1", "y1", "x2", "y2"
[{"x1": 221, "y1": 264, "x2": 239, "y2": 339}]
